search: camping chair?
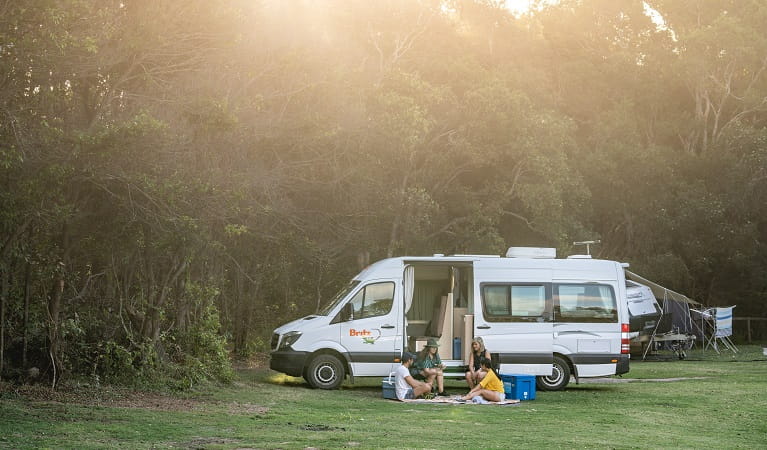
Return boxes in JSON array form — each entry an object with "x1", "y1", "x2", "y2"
[{"x1": 703, "y1": 306, "x2": 738, "y2": 354}]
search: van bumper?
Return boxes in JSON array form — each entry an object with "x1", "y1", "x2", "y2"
[
  {"x1": 270, "y1": 350, "x2": 309, "y2": 377},
  {"x1": 616, "y1": 354, "x2": 630, "y2": 375}
]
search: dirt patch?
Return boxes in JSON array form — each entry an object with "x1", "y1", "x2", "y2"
[
  {"x1": 0, "y1": 381, "x2": 130, "y2": 404},
  {"x1": 578, "y1": 376, "x2": 709, "y2": 384},
  {"x1": 179, "y1": 437, "x2": 241, "y2": 448},
  {"x1": 232, "y1": 352, "x2": 270, "y2": 370},
  {"x1": 0, "y1": 381, "x2": 268, "y2": 414},
  {"x1": 95, "y1": 391, "x2": 208, "y2": 412},
  {"x1": 0, "y1": 382, "x2": 206, "y2": 412},
  {"x1": 301, "y1": 424, "x2": 346, "y2": 432},
  {"x1": 228, "y1": 401, "x2": 269, "y2": 415}
]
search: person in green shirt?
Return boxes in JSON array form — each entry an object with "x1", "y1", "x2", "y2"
[{"x1": 413, "y1": 338, "x2": 446, "y2": 396}]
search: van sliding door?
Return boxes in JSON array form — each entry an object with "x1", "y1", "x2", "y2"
[
  {"x1": 552, "y1": 282, "x2": 620, "y2": 377},
  {"x1": 474, "y1": 276, "x2": 553, "y2": 376}
]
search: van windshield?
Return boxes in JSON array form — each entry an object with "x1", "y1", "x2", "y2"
[{"x1": 317, "y1": 280, "x2": 361, "y2": 316}]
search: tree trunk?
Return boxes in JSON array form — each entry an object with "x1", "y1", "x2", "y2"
[
  {"x1": 0, "y1": 263, "x2": 8, "y2": 378},
  {"x1": 386, "y1": 172, "x2": 411, "y2": 258},
  {"x1": 0, "y1": 219, "x2": 32, "y2": 378},
  {"x1": 315, "y1": 269, "x2": 323, "y2": 314},
  {"x1": 48, "y1": 275, "x2": 64, "y2": 389},
  {"x1": 356, "y1": 251, "x2": 370, "y2": 270},
  {"x1": 48, "y1": 224, "x2": 70, "y2": 390},
  {"x1": 22, "y1": 261, "x2": 31, "y2": 368},
  {"x1": 233, "y1": 270, "x2": 247, "y2": 356}
]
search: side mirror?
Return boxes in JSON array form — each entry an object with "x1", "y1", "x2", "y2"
[
  {"x1": 331, "y1": 303, "x2": 354, "y2": 324},
  {"x1": 341, "y1": 303, "x2": 353, "y2": 322}
]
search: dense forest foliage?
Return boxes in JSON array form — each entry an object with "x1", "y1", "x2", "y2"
[{"x1": 1, "y1": 0, "x2": 766, "y2": 386}]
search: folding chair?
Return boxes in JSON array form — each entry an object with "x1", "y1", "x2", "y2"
[{"x1": 704, "y1": 306, "x2": 738, "y2": 354}]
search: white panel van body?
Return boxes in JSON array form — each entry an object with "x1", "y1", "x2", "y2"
[{"x1": 270, "y1": 248, "x2": 630, "y2": 391}]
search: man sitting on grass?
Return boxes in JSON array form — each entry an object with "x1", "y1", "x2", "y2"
[{"x1": 395, "y1": 352, "x2": 432, "y2": 401}]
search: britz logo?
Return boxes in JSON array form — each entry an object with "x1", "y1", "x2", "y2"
[
  {"x1": 349, "y1": 329, "x2": 372, "y2": 336},
  {"x1": 349, "y1": 328, "x2": 381, "y2": 344}
]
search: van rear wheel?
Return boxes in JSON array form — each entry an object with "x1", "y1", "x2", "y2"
[
  {"x1": 305, "y1": 354, "x2": 345, "y2": 390},
  {"x1": 536, "y1": 356, "x2": 570, "y2": 391}
]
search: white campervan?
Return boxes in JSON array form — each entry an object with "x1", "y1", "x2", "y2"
[{"x1": 270, "y1": 247, "x2": 630, "y2": 391}]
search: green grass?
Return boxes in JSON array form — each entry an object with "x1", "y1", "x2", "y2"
[{"x1": 2, "y1": 346, "x2": 766, "y2": 449}]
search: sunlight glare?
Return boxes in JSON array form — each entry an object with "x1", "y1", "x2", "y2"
[
  {"x1": 643, "y1": 1, "x2": 677, "y2": 41},
  {"x1": 506, "y1": 0, "x2": 533, "y2": 16}
]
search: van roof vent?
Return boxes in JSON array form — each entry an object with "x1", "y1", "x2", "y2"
[
  {"x1": 505, "y1": 247, "x2": 556, "y2": 259},
  {"x1": 567, "y1": 254, "x2": 592, "y2": 259}
]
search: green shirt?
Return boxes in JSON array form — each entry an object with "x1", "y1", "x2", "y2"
[{"x1": 414, "y1": 352, "x2": 441, "y2": 371}]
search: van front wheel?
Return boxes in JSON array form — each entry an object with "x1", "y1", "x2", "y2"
[
  {"x1": 536, "y1": 356, "x2": 571, "y2": 391},
  {"x1": 305, "y1": 354, "x2": 345, "y2": 390}
]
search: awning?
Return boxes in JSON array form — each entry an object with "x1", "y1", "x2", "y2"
[{"x1": 625, "y1": 270, "x2": 700, "y2": 306}]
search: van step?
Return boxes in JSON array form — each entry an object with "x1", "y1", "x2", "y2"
[
  {"x1": 410, "y1": 360, "x2": 467, "y2": 379},
  {"x1": 442, "y1": 360, "x2": 467, "y2": 378}
]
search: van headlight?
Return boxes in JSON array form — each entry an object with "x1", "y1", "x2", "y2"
[{"x1": 279, "y1": 331, "x2": 302, "y2": 350}]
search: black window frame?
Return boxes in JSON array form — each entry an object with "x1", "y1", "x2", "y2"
[
  {"x1": 553, "y1": 283, "x2": 619, "y2": 323},
  {"x1": 347, "y1": 281, "x2": 396, "y2": 321},
  {"x1": 480, "y1": 282, "x2": 552, "y2": 323}
]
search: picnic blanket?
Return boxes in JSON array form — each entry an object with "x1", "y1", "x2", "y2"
[{"x1": 401, "y1": 396, "x2": 520, "y2": 406}]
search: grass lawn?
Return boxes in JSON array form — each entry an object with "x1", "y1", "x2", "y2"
[{"x1": 1, "y1": 346, "x2": 766, "y2": 449}]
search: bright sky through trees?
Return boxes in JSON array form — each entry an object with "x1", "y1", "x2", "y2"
[{"x1": 506, "y1": 0, "x2": 534, "y2": 15}]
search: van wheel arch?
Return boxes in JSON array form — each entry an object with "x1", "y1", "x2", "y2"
[
  {"x1": 303, "y1": 350, "x2": 349, "y2": 390},
  {"x1": 536, "y1": 354, "x2": 572, "y2": 391}
]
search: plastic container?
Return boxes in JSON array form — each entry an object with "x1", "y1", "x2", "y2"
[
  {"x1": 382, "y1": 372, "x2": 397, "y2": 399},
  {"x1": 453, "y1": 337, "x2": 461, "y2": 360},
  {"x1": 500, "y1": 374, "x2": 536, "y2": 401}
]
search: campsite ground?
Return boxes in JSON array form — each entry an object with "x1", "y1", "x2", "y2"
[{"x1": 1, "y1": 346, "x2": 766, "y2": 449}]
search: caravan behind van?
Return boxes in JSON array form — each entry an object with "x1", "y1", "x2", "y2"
[{"x1": 270, "y1": 247, "x2": 630, "y2": 391}]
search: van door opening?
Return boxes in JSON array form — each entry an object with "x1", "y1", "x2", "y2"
[{"x1": 403, "y1": 263, "x2": 474, "y2": 364}]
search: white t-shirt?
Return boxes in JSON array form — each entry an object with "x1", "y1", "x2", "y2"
[{"x1": 395, "y1": 364, "x2": 412, "y2": 400}]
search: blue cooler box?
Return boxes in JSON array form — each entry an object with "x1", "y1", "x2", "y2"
[
  {"x1": 382, "y1": 373, "x2": 397, "y2": 400},
  {"x1": 501, "y1": 374, "x2": 536, "y2": 401}
]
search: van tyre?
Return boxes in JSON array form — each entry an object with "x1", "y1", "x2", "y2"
[
  {"x1": 536, "y1": 356, "x2": 571, "y2": 391},
  {"x1": 305, "y1": 354, "x2": 345, "y2": 390}
]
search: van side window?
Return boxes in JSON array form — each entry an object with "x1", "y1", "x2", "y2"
[
  {"x1": 348, "y1": 282, "x2": 395, "y2": 320},
  {"x1": 482, "y1": 284, "x2": 546, "y2": 321},
  {"x1": 554, "y1": 284, "x2": 617, "y2": 323}
]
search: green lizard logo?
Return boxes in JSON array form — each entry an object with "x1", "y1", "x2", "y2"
[{"x1": 362, "y1": 329, "x2": 382, "y2": 344}]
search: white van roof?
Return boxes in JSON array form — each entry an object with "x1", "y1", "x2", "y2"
[
  {"x1": 506, "y1": 247, "x2": 556, "y2": 258},
  {"x1": 354, "y1": 253, "x2": 623, "y2": 282}
]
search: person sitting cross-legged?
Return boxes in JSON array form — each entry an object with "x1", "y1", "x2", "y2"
[
  {"x1": 395, "y1": 352, "x2": 432, "y2": 401},
  {"x1": 414, "y1": 338, "x2": 447, "y2": 396},
  {"x1": 465, "y1": 336, "x2": 492, "y2": 389},
  {"x1": 461, "y1": 357, "x2": 505, "y2": 403}
]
